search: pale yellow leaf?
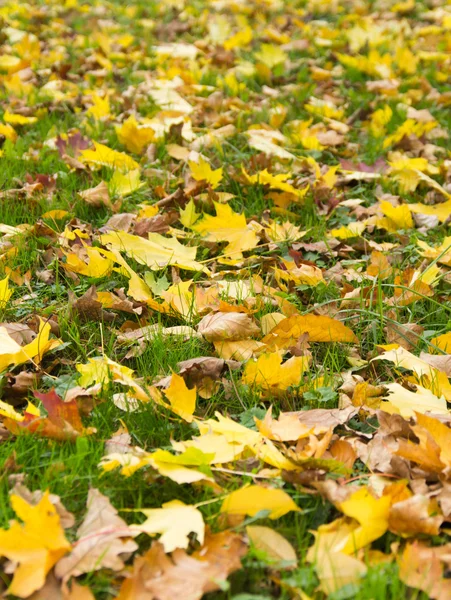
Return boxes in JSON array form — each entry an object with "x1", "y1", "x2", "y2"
[
  {"x1": 380, "y1": 382, "x2": 448, "y2": 418},
  {"x1": 188, "y1": 157, "x2": 223, "y2": 189},
  {"x1": 131, "y1": 500, "x2": 204, "y2": 552},
  {"x1": 247, "y1": 525, "x2": 297, "y2": 567}
]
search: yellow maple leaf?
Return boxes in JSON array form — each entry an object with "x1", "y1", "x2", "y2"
[
  {"x1": 417, "y1": 238, "x2": 451, "y2": 266},
  {"x1": 163, "y1": 372, "x2": 196, "y2": 422},
  {"x1": 79, "y1": 141, "x2": 139, "y2": 172},
  {"x1": 3, "y1": 110, "x2": 37, "y2": 125},
  {"x1": 0, "y1": 492, "x2": 71, "y2": 597},
  {"x1": 221, "y1": 485, "x2": 300, "y2": 519},
  {"x1": 197, "y1": 412, "x2": 261, "y2": 448},
  {"x1": 243, "y1": 352, "x2": 310, "y2": 393},
  {"x1": 131, "y1": 500, "x2": 204, "y2": 552},
  {"x1": 383, "y1": 119, "x2": 436, "y2": 149},
  {"x1": 0, "y1": 55, "x2": 24, "y2": 74},
  {"x1": 172, "y1": 432, "x2": 245, "y2": 464},
  {"x1": 307, "y1": 518, "x2": 360, "y2": 561},
  {"x1": 247, "y1": 525, "x2": 297, "y2": 566},
  {"x1": 338, "y1": 51, "x2": 393, "y2": 79},
  {"x1": 0, "y1": 123, "x2": 17, "y2": 142},
  {"x1": 180, "y1": 198, "x2": 200, "y2": 228},
  {"x1": 147, "y1": 448, "x2": 214, "y2": 484},
  {"x1": 214, "y1": 339, "x2": 266, "y2": 361},
  {"x1": 369, "y1": 105, "x2": 392, "y2": 137},
  {"x1": 14, "y1": 34, "x2": 40, "y2": 61},
  {"x1": 305, "y1": 98, "x2": 345, "y2": 121},
  {"x1": 255, "y1": 44, "x2": 287, "y2": 68},
  {"x1": 160, "y1": 280, "x2": 195, "y2": 318},
  {"x1": 329, "y1": 221, "x2": 366, "y2": 239},
  {"x1": 100, "y1": 230, "x2": 208, "y2": 273},
  {"x1": 246, "y1": 129, "x2": 297, "y2": 161},
  {"x1": 0, "y1": 276, "x2": 12, "y2": 308},
  {"x1": 413, "y1": 413, "x2": 451, "y2": 467},
  {"x1": 243, "y1": 168, "x2": 307, "y2": 199},
  {"x1": 0, "y1": 320, "x2": 62, "y2": 372},
  {"x1": 380, "y1": 382, "x2": 448, "y2": 418},
  {"x1": 224, "y1": 26, "x2": 253, "y2": 50},
  {"x1": 77, "y1": 355, "x2": 137, "y2": 389},
  {"x1": 338, "y1": 488, "x2": 391, "y2": 553},
  {"x1": 262, "y1": 314, "x2": 358, "y2": 350},
  {"x1": 255, "y1": 407, "x2": 312, "y2": 442},
  {"x1": 192, "y1": 202, "x2": 258, "y2": 259},
  {"x1": 86, "y1": 93, "x2": 110, "y2": 120},
  {"x1": 376, "y1": 201, "x2": 413, "y2": 232},
  {"x1": 430, "y1": 332, "x2": 451, "y2": 353},
  {"x1": 189, "y1": 157, "x2": 223, "y2": 189},
  {"x1": 64, "y1": 245, "x2": 115, "y2": 278},
  {"x1": 388, "y1": 155, "x2": 438, "y2": 193},
  {"x1": 408, "y1": 172, "x2": 451, "y2": 223},
  {"x1": 372, "y1": 344, "x2": 451, "y2": 401},
  {"x1": 109, "y1": 169, "x2": 144, "y2": 196},
  {"x1": 116, "y1": 115, "x2": 155, "y2": 154},
  {"x1": 274, "y1": 260, "x2": 323, "y2": 288}
]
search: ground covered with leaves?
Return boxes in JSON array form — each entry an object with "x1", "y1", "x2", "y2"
[{"x1": 0, "y1": 0, "x2": 450, "y2": 598}]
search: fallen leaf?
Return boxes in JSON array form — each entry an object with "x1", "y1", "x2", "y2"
[
  {"x1": 316, "y1": 552, "x2": 367, "y2": 595},
  {"x1": 0, "y1": 492, "x2": 71, "y2": 598},
  {"x1": 337, "y1": 487, "x2": 391, "y2": 552},
  {"x1": 100, "y1": 230, "x2": 208, "y2": 273},
  {"x1": 192, "y1": 202, "x2": 259, "y2": 259},
  {"x1": 79, "y1": 141, "x2": 139, "y2": 172},
  {"x1": 78, "y1": 181, "x2": 112, "y2": 208},
  {"x1": 55, "y1": 488, "x2": 138, "y2": 580},
  {"x1": 243, "y1": 353, "x2": 310, "y2": 394},
  {"x1": 118, "y1": 531, "x2": 247, "y2": 600},
  {"x1": 389, "y1": 495, "x2": 443, "y2": 536},
  {"x1": 398, "y1": 542, "x2": 451, "y2": 600},
  {"x1": 163, "y1": 372, "x2": 196, "y2": 422},
  {"x1": 198, "y1": 311, "x2": 260, "y2": 342},
  {"x1": 380, "y1": 382, "x2": 448, "y2": 418},
  {"x1": 247, "y1": 525, "x2": 297, "y2": 567},
  {"x1": 188, "y1": 157, "x2": 223, "y2": 189},
  {"x1": 262, "y1": 314, "x2": 358, "y2": 350},
  {"x1": 221, "y1": 485, "x2": 300, "y2": 519},
  {"x1": 4, "y1": 388, "x2": 93, "y2": 441},
  {"x1": 131, "y1": 500, "x2": 204, "y2": 552}
]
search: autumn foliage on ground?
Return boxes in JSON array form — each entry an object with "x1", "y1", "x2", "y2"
[{"x1": 0, "y1": 0, "x2": 450, "y2": 598}]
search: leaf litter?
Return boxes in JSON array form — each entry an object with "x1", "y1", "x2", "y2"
[{"x1": 0, "y1": 0, "x2": 450, "y2": 597}]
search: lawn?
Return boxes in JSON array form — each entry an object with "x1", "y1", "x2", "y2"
[{"x1": 0, "y1": 0, "x2": 450, "y2": 598}]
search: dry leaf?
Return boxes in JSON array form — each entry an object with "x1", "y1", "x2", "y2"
[
  {"x1": 262, "y1": 314, "x2": 358, "y2": 350},
  {"x1": 118, "y1": 531, "x2": 247, "y2": 600},
  {"x1": 198, "y1": 311, "x2": 260, "y2": 342},
  {"x1": 55, "y1": 488, "x2": 138, "y2": 580},
  {"x1": 0, "y1": 492, "x2": 71, "y2": 598},
  {"x1": 247, "y1": 525, "x2": 297, "y2": 567}
]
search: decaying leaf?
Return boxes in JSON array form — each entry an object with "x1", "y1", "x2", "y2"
[
  {"x1": 198, "y1": 311, "x2": 260, "y2": 342},
  {"x1": 55, "y1": 488, "x2": 138, "y2": 580},
  {"x1": 118, "y1": 531, "x2": 247, "y2": 600}
]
